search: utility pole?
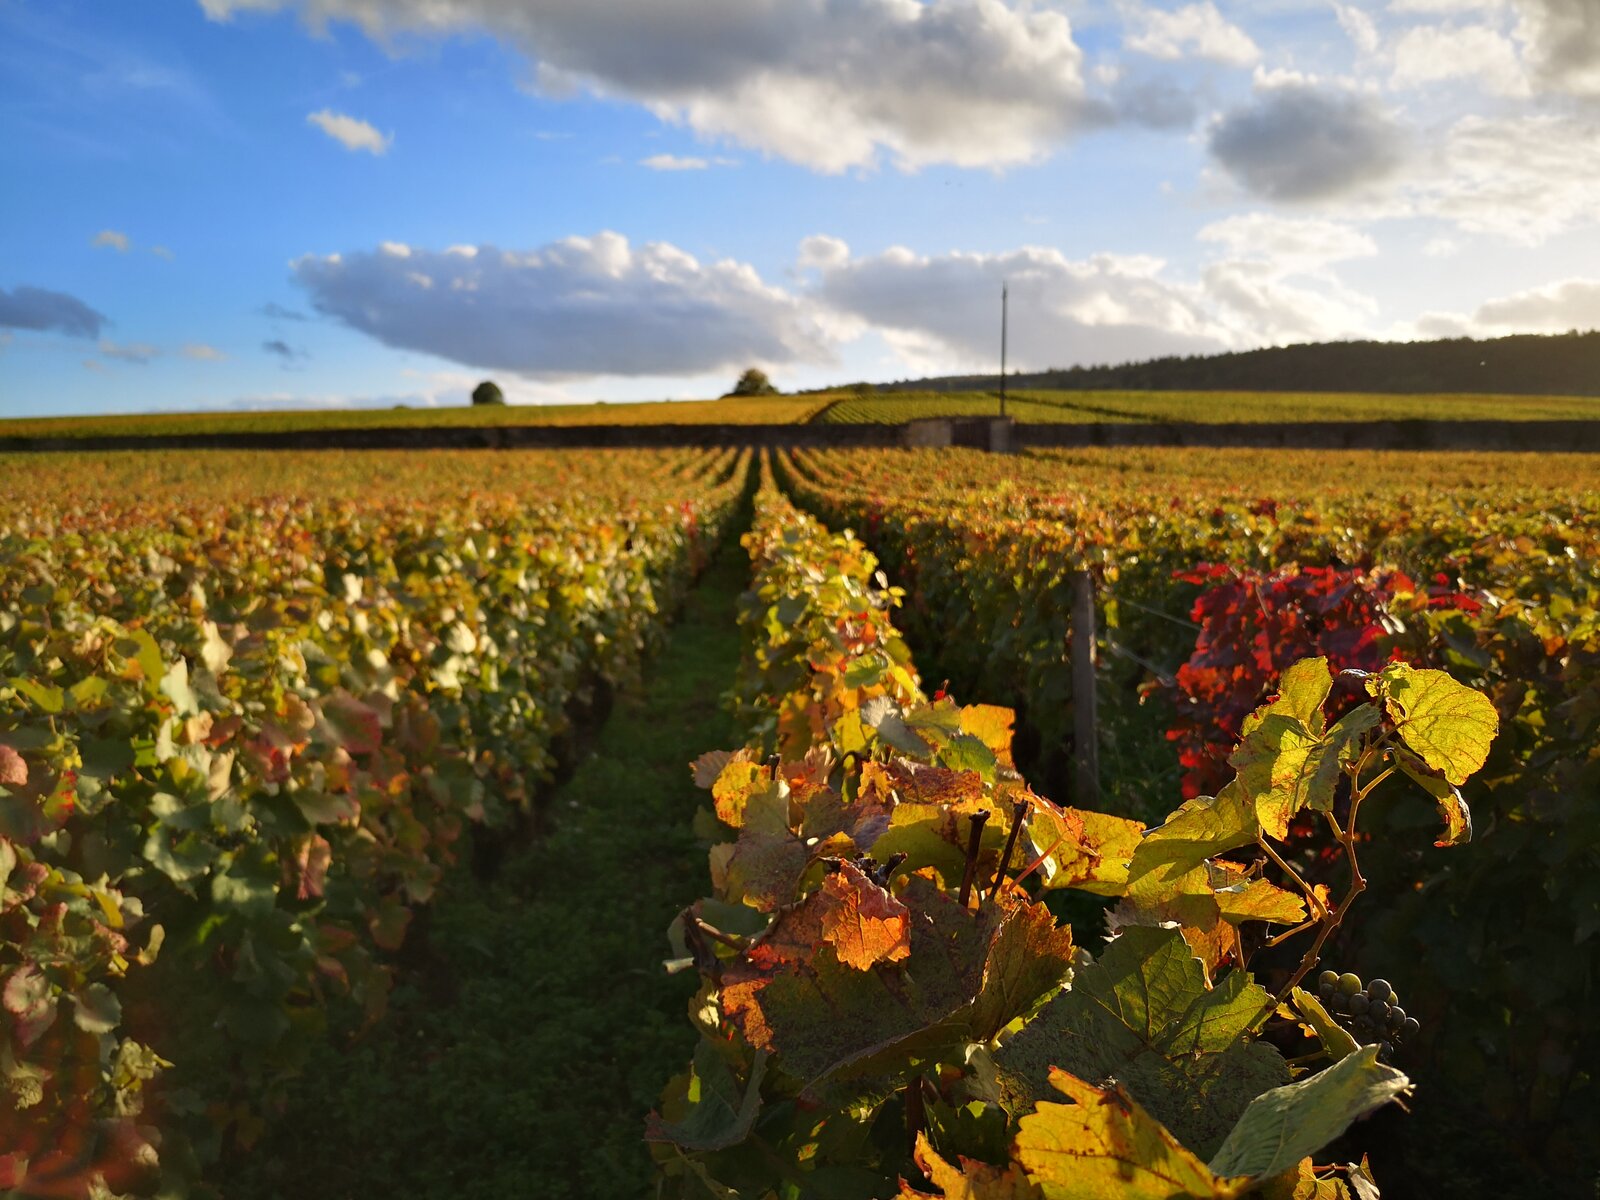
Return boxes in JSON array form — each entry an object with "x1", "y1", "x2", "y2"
[{"x1": 999, "y1": 283, "x2": 1008, "y2": 418}]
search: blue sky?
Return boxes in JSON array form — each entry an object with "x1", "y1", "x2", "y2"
[{"x1": 3, "y1": 0, "x2": 1599, "y2": 416}]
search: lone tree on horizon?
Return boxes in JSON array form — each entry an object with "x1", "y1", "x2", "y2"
[
  {"x1": 725, "y1": 367, "x2": 779, "y2": 397},
  {"x1": 471, "y1": 380, "x2": 505, "y2": 406}
]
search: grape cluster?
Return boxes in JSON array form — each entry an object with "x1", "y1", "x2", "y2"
[{"x1": 1316, "y1": 970, "x2": 1421, "y2": 1060}]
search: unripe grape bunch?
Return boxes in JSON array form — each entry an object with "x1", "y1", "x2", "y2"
[{"x1": 1317, "y1": 970, "x2": 1421, "y2": 1060}]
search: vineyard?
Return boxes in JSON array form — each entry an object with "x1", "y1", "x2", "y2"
[
  {"x1": 0, "y1": 397, "x2": 832, "y2": 441},
  {"x1": 3, "y1": 387, "x2": 1598, "y2": 446},
  {"x1": 0, "y1": 443, "x2": 1595, "y2": 1198},
  {"x1": 811, "y1": 389, "x2": 1600, "y2": 425}
]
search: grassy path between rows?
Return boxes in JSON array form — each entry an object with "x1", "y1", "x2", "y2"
[{"x1": 229, "y1": 541, "x2": 748, "y2": 1200}]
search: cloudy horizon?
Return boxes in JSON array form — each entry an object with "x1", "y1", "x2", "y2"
[{"x1": 3, "y1": 0, "x2": 1599, "y2": 415}]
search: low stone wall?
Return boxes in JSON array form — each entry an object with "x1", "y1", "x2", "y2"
[{"x1": 2, "y1": 416, "x2": 1597, "y2": 455}]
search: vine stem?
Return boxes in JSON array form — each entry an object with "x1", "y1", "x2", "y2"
[
  {"x1": 689, "y1": 916, "x2": 749, "y2": 952},
  {"x1": 957, "y1": 810, "x2": 991, "y2": 908},
  {"x1": 1257, "y1": 834, "x2": 1328, "y2": 921},
  {"x1": 904, "y1": 1075, "x2": 927, "y2": 1163},
  {"x1": 985, "y1": 800, "x2": 1030, "y2": 902},
  {"x1": 1273, "y1": 755, "x2": 1393, "y2": 1004}
]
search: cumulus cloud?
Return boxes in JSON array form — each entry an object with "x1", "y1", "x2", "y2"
[
  {"x1": 1514, "y1": 0, "x2": 1600, "y2": 96},
  {"x1": 1208, "y1": 81, "x2": 1409, "y2": 202},
  {"x1": 1124, "y1": 2, "x2": 1261, "y2": 66},
  {"x1": 1415, "y1": 112, "x2": 1600, "y2": 243},
  {"x1": 800, "y1": 232, "x2": 1388, "y2": 374},
  {"x1": 1476, "y1": 278, "x2": 1600, "y2": 328},
  {"x1": 182, "y1": 343, "x2": 228, "y2": 361},
  {"x1": 1194, "y1": 214, "x2": 1379, "y2": 344},
  {"x1": 806, "y1": 242, "x2": 1226, "y2": 372},
  {"x1": 203, "y1": 0, "x2": 1099, "y2": 172},
  {"x1": 1412, "y1": 278, "x2": 1600, "y2": 338},
  {"x1": 800, "y1": 234, "x2": 1382, "y2": 374},
  {"x1": 92, "y1": 229, "x2": 130, "y2": 252},
  {"x1": 1197, "y1": 213, "x2": 1378, "y2": 272},
  {"x1": 1333, "y1": 3, "x2": 1380, "y2": 55},
  {"x1": 1390, "y1": 22, "x2": 1528, "y2": 95},
  {"x1": 0, "y1": 284, "x2": 108, "y2": 338},
  {"x1": 291, "y1": 232, "x2": 833, "y2": 378},
  {"x1": 307, "y1": 108, "x2": 391, "y2": 154}
]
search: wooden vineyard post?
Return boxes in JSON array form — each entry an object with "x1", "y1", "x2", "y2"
[{"x1": 1070, "y1": 569, "x2": 1100, "y2": 807}]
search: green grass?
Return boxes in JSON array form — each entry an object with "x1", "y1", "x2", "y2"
[
  {"x1": 0, "y1": 396, "x2": 828, "y2": 439},
  {"x1": 813, "y1": 388, "x2": 1600, "y2": 424},
  {"x1": 225, "y1": 540, "x2": 748, "y2": 1200}
]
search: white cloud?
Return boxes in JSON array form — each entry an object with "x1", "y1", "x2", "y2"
[
  {"x1": 1415, "y1": 112, "x2": 1600, "y2": 243},
  {"x1": 1333, "y1": 2, "x2": 1381, "y2": 54},
  {"x1": 798, "y1": 235, "x2": 852, "y2": 270},
  {"x1": 92, "y1": 229, "x2": 130, "y2": 252},
  {"x1": 802, "y1": 235, "x2": 1378, "y2": 374},
  {"x1": 1390, "y1": 23, "x2": 1528, "y2": 95},
  {"x1": 1475, "y1": 278, "x2": 1600, "y2": 329},
  {"x1": 97, "y1": 339, "x2": 159, "y2": 364},
  {"x1": 1410, "y1": 278, "x2": 1600, "y2": 337},
  {"x1": 640, "y1": 154, "x2": 709, "y2": 171},
  {"x1": 182, "y1": 343, "x2": 228, "y2": 361},
  {"x1": 292, "y1": 232, "x2": 833, "y2": 378},
  {"x1": 206, "y1": 0, "x2": 1099, "y2": 172},
  {"x1": 1200, "y1": 261, "x2": 1378, "y2": 345},
  {"x1": 306, "y1": 108, "x2": 391, "y2": 154},
  {"x1": 150, "y1": 245, "x2": 175, "y2": 260},
  {"x1": 1423, "y1": 236, "x2": 1461, "y2": 257},
  {"x1": 1197, "y1": 213, "x2": 1379, "y2": 272},
  {"x1": 1124, "y1": 2, "x2": 1261, "y2": 66}
]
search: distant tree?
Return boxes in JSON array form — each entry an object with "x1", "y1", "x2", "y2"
[
  {"x1": 725, "y1": 367, "x2": 779, "y2": 397},
  {"x1": 471, "y1": 380, "x2": 505, "y2": 406}
]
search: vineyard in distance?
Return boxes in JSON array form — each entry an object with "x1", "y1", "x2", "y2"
[
  {"x1": 1, "y1": 435, "x2": 1596, "y2": 1200},
  {"x1": 3, "y1": 386, "x2": 1600, "y2": 446}
]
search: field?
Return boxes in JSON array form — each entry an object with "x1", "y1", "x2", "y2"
[
  {"x1": 4, "y1": 388, "x2": 1599, "y2": 445},
  {"x1": 0, "y1": 395, "x2": 830, "y2": 440},
  {"x1": 813, "y1": 388, "x2": 1600, "y2": 424},
  {"x1": 1, "y1": 442, "x2": 1595, "y2": 1199}
]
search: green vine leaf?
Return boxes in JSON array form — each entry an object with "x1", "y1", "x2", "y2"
[
  {"x1": 1396, "y1": 757, "x2": 1474, "y2": 847},
  {"x1": 1126, "y1": 783, "x2": 1259, "y2": 909},
  {"x1": 1368, "y1": 663, "x2": 1498, "y2": 786},
  {"x1": 1207, "y1": 1047, "x2": 1410, "y2": 1180},
  {"x1": 1014, "y1": 1068, "x2": 1251, "y2": 1200},
  {"x1": 1288, "y1": 988, "x2": 1359, "y2": 1063},
  {"x1": 994, "y1": 926, "x2": 1287, "y2": 1159},
  {"x1": 644, "y1": 1042, "x2": 767, "y2": 1153}
]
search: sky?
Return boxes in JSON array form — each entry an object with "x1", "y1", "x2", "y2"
[{"x1": 2, "y1": 0, "x2": 1599, "y2": 416}]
